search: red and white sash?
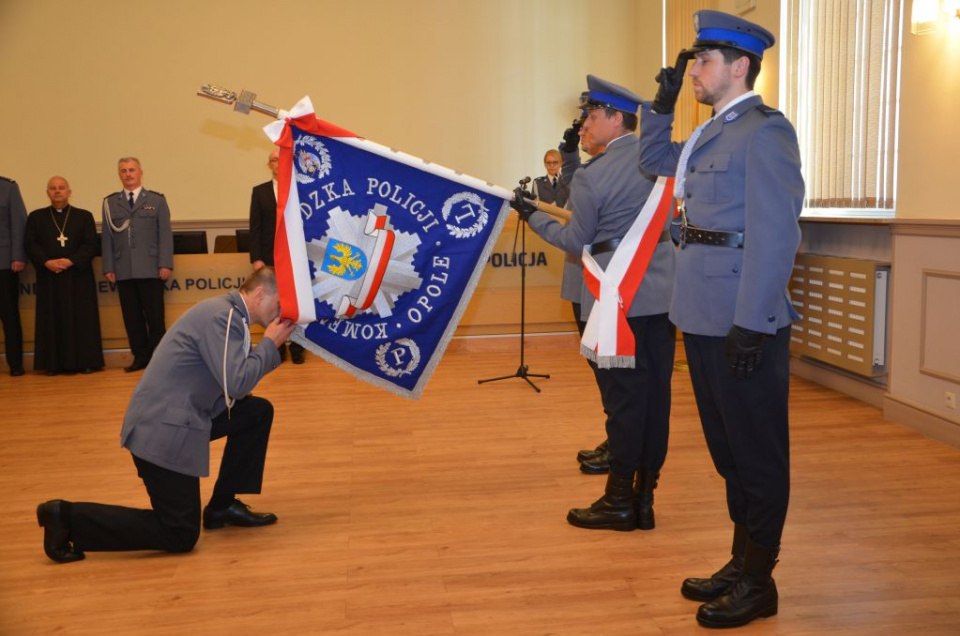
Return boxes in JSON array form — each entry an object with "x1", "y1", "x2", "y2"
[{"x1": 580, "y1": 176, "x2": 674, "y2": 368}]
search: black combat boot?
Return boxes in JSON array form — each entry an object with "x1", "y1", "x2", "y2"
[
  {"x1": 681, "y1": 523, "x2": 747, "y2": 601},
  {"x1": 696, "y1": 538, "x2": 779, "y2": 628},
  {"x1": 578, "y1": 444, "x2": 611, "y2": 474},
  {"x1": 635, "y1": 470, "x2": 659, "y2": 530},
  {"x1": 576, "y1": 439, "x2": 608, "y2": 463},
  {"x1": 566, "y1": 472, "x2": 637, "y2": 531}
]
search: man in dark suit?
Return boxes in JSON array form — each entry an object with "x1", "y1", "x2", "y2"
[
  {"x1": 639, "y1": 10, "x2": 804, "y2": 628},
  {"x1": 36, "y1": 266, "x2": 295, "y2": 563},
  {"x1": 0, "y1": 175, "x2": 27, "y2": 376},
  {"x1": 101, "y1": 157, "x2": 174, "y2": 372},
  {"x1": 249, "y1": 149, "x2": 303, "y2": 364}
]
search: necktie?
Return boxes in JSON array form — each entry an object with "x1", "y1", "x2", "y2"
[
  {"x1": 675, "y1": 119, "x2": 712, "y2": 200},
  {"x1": 128, "y1": 192, "x2": 135, "y2": 209}
]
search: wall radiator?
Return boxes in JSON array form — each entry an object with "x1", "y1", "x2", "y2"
[{"x1": 788, "y1": 254, "x2": 890, "y2": 378}]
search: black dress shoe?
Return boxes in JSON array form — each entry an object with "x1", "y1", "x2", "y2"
[
  {"x1": 203, "y1": 500, "x2": 278, "y2": 529},
  {"x1": 576, "y1": 439, "x2": 608, "y2": 463},
  {"x1": 45, "y1": 370, "x2": 59, "y2": 376},
  {"x1": 579, "y1": 446, "x2": 611, "y2": 474},
  {"x1": 278, "y1": 343, "x2": 288, "y2": 362},
  {"x1": 80, "y1": 367, "x2": 97, "y2": 374},
  {"x1": 36, "y1": 500, "x2": 85, "y2": 564},
  {"x1": 9, "y1": 367, "x2": 25, "y2": 377},
  {"x1": 290, "y1": 348, "x2": 305, "y2": 365},
  {"x1": 124, "y1": 362, "x2": 148, "y2": 373}
]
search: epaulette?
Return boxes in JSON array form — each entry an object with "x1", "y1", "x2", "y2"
[
  {"x1": 757, "y1": 104, "x2": 785, "y2": 118},
  {"x1": 582, "y1": 151, "x2": 609, "y2": 170},
  {"x1": 145, "y1": 189, "x2": 165, "y2": 197},
  {"x1": 0, "y1": 176, "x2": 15, "y2": 183},
  {"x1": 105, "y1": 191, "x2": 122, "y2": 199}
]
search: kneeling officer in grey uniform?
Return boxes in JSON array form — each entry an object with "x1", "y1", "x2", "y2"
[{"x1": 37, "y1": 266, "x2": 296, "y2": 563}]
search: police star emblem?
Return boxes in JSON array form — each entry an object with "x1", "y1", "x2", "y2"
[{"x1": 307, "y1": 204, "x2": 423, "y2": 318}]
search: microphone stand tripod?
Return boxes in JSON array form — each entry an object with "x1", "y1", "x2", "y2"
[{"x1": 478, "y1": 179, "x2": 549, "y2": 392}]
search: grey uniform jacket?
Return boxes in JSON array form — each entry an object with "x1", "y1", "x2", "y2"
[
  {"x1": 0, "y1": 177, "x2": 27, "y2": 268},
  {"x1": 638, "y1": 96, "x2": 804, "y2": 337},
  {"x1": 557, "y1": 149, "x2": 583, "y2": 304},
  {"x1": 101, "y1": 189, "x2": 174, "y2": 280},
  {"x1": 529, "y1": 134, "x2": 675, "y2": 318},
  {"x1": 120, "y1": 291, "x2": 281, "y2": 477}
]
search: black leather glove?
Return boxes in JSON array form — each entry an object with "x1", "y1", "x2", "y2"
[
  {"x1": 651, "y1": 51, "x2": 692, "y2": 115},
  {"x1": 511, "y1": 187, "x2": 537, "y2": 221},
  {"x1": 560, "y1": 119, "x2": 582, "y2": 153},
  {"x1": 725, "y1": 325, "x2": 766, "y2": 379}
]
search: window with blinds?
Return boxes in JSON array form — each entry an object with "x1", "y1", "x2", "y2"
[{"x1": 780, "y1": 0, "x2": 904, "y2": 215}]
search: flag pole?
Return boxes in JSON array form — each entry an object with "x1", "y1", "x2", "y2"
[{"x1": 197, "y1": 84, "x2": 570, "y2": 224}]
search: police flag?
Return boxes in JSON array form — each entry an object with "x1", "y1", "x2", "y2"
[{"x1": 263, "y1": 97, "x2": 511, "y2": 398}]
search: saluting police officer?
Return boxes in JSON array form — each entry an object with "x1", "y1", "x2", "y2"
[
  {"x1": 638, "y1": 10, "x2": 804, "y2": 629},
  {"x1": 516, "y1": 75, "x2": 676, "y2": 533},
  {"x1": 102, "y1": 157, "x2": 174, "y2": 372},
  {"x1": 0, "y1": 175, "x2": 28, "y2": 376}
]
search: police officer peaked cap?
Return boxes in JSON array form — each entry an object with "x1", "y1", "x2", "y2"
[
  {"x1": 692, "y1": 10, "x2": 775, "y2": 59},
  {"x1": 585, "y1": 75, "x2": 643, "y2": 115}
]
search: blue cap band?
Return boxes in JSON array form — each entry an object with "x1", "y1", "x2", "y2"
[
  {"x1": 587, "y1": 90, "x2": 638, "y2": 114},
  {"x1": 697, "y1": 27, "x2": 767, "y2": 56}
]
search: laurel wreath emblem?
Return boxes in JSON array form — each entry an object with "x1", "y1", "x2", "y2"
[
  {"x1": 441, "y1": 192, "x2": 489, "y2": 239},
  {"x1": 294, "y1": 136, "x2": 332, "y2": 184},
  {"x1": 375, "y1": 339, "x2": 421, "y2": 377}
]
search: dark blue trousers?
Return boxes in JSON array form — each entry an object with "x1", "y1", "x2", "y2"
[{"x1": 683, "y1": 327, "x2": 791, "y2": 547}]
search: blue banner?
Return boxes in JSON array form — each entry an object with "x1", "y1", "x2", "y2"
[{"x1": 283, "y1": 123, "x2": 510, "y2": 398}]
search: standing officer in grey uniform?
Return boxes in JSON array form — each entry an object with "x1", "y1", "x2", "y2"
[
  {"x1": 36, "y1": 266, "x2": 295, "y2": 563},
  {"x1": 102, "y1": 157, "x2": 174, "y2": 372},
  {"x1": 531, "y1": 149, "x2": 570, "y2": 208},
  {"x1": 0, "y1": 175, "x2": 27, "y2": 376},
  {"x1": 516, "y1": 74, "x2": 676, "y2": 533},
  {"x1": 556, "y1": 102, "x2": 616, "y2": 476},
  {"x1": 638, "y1": 10, "x2": 804, "y2": 629}
]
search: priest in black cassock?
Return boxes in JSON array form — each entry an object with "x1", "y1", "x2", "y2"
[{"x1": 25, "y1": 177, "x2": 104, "y2": 375}]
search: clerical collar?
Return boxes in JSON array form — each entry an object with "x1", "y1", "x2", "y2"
[{"x1": 53, "y1": 205, "x2": 69, "y2": 214}]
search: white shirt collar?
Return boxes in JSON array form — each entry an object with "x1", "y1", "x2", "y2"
[
  {"x1": 124, "y1": 186, "x2": 143, "y2": 200},
  {"x1": 713, "y1": 91, "x2": 756, "y2": 120}
]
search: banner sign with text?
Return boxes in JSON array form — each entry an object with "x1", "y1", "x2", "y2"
[{"x1": 264, "y1": 98, "x2": 511, "y2": 398}]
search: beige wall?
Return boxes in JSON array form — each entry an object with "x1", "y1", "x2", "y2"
[
  {"x1": 898, "y1": 1, "x2": 960, "y2": 219},
  {"x1": 0, "y1": 0, "x2": 659, "y2": 220}
]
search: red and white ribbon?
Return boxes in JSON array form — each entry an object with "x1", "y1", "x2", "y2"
[{"x1": 580, "y1": 176, "x2": 674, "y2": 368}]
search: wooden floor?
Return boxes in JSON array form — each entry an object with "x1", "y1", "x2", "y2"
[{"x1": 2, "y1": 335, "x2": 960, "y2": 635}]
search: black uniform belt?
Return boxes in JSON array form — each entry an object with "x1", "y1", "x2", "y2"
[
  {"x1": 676, "y1": 223, "x2": 744, "y2": 249},
  {"x1": 591, "y1": 230, "x2": 671, "y2": 256}
]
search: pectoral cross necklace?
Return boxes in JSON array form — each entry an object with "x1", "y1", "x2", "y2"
[{"x1": 50, "y1": 206, "x2": 71, "y2": 248}]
